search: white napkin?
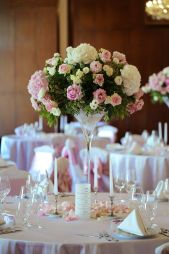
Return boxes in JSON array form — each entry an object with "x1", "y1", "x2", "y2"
[
  {"x1": 127, "y1": 141, "x2": 142, "y2": 155},
  {"x1": 118, "y1": 209, "x2": 148, "y2": 236},
  {"x1": 154, "y1": 180, "x2": 166, "y2": 200}
]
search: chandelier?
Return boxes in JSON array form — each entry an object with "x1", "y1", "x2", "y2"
[{"x1": 145, "y1": 0, "x2": 169, "y2": 20}]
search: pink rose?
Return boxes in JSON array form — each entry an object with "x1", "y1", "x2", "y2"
[
  {"x1": 93, "y1": 74, "x2": 104, "y2": 86},
  {"x1": 111, "y1": 93, "x2": 122, "y2": 106},
  {"x1": 113, "y1": 51, "x2": 127, "y2": 64},
  {"x1": 28, "y1": 70, "x2": 48, "y2": 100},
  {"x1": 93, "y1": 88, "x2": 107, "y2": 103},
  {"x1": 58, "y1": 64, "x2": 71, "y2": 74},
  {"x1": 99, "y1": 49, "x2": 111, "y2": 63},
  {"x1": 127, "y1": 99, "x2": 144, "y2": 114},
  {"x1": 90, "y1": 61, "x2": 102, "y2": 73},
  {"x1": 67, "y1": 84, "x2": 82, "y2": 101},
  {"x1": 41, "y1": 94, "x2": 57, "y2": 112},
  {"x1": 46, "y1": 57, "x2": 56, "y2": 65},
  {"x1": 134, "y1": 89, "x2": 144, "y2": 99}
]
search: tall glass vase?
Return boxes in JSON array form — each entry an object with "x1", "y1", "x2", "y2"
[{"x1": 75, "y1": 110, "x2": 104, "y2": 184}]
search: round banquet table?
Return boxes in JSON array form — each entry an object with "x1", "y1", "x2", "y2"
[
  {"x1": 1, "y1": 133, "x2": 110, "y2": 171},
  {"x1": 1, "y1": 193, "x2": 169, "y2": 254},
  {"x1": 110, "y1": 152, "x2": 169, "y2": 192}
]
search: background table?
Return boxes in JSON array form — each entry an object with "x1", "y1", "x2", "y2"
[
  {"x1": 110, "y1": 152, "x2": 169, "y2": 192},
  {"x1": 1, "y1": 133, "x2": 111, "y2": 171},
  {"x1": 0, "y1": 193, "x2": 169, "y2": 254}
]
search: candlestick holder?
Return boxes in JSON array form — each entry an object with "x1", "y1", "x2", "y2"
[
  {"x1": 109, "y1": 195, "x2": 114, "y2": 217},
  {"x1": 93, "y1": 187, "x2": 98, "y2": 204},
  {"x1": 54, "y1": 194, "x2": 59, "y2": 215}
]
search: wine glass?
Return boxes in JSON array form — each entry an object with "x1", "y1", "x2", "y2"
[
  {"x1": 125, "y1": 168, "x2": 136, "y2": 198},
  {"x1": 114, "y1": 169, "x2": 126, "y2": 201},
  {"x1": 0, "y1": 175, "x2": 11, "y2": 213},
  {"x1": 143, "y1": 190, "x2": 158, "y2": 229},
  {"x1": 163, "y1": 179, "x2": 169, "y2": 201}
]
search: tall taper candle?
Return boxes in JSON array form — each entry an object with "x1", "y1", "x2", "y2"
[
  {"x1": 158, "y1": 122, "x2": 162, "y2": 141},
  {"x1": 164, "y1": 122, "x2": 168, "y2": 145},
  {"x1": 94, "y1": 159, "x2": 98, "y2": 189},
  {"x1": 53, "y1": 158, "x2": 58, "y2": 195},
  {"x1": 109, "y1": 157, "x2": 114, "y2": 196}
]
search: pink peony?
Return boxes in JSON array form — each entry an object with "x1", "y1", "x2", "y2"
[
  {"x1": 58, "y1": 64, "x2": 71, "y2": 74},
  {"x1": 99, "y1": 49, "x2": 111, "y2": 63},
  {"x1": 93, "y1": 88, "x2": 107, "y2": 103},
  {"x1": 67, "y1": 84, "x2": 82, "y2": 101},
  {"x1": 110, "y1": 93, "x2": 122, "y2": 106},
  {"x1": 90, "y1": 61, "x2": 102, "y2": 73},
  {"x1": 28, "y1": 70, "x2": 48, "y2": 100},
  {"x1": 113, "y1": 51, "x2": 127, "y2": 64},
  {"x1": 93, "y1": 74, "x2": 104, "y2": 86}
]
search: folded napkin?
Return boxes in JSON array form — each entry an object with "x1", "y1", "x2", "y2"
[
  {"x1": 118, "y1": 209, "x2": 148, "y2": 236},
  {"x1": 127, "y1": 141, "x2": 142, "y2": 155},
  {"x1": 154, "y1": 180, "x2": 166, "y2": 200}
]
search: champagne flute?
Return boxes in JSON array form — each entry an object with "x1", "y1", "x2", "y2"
[{"x1": 0, "y1": 175, "x2": 11, "y2": 213}]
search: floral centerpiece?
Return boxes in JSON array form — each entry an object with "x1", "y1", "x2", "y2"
[
  {"x1": 142, "y1": 67, "x2": 169, "y2": 106},
  {"x1": 28, "y1": 43, "x2": 144, "y2": 126}
]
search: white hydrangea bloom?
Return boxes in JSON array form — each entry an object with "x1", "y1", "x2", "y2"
[
  {"x1": 121, "y1": 65, "x2": 141, "y2": 96},
  {"x1": 66, "y1": 43, "x2": 98, "y2": 64}
]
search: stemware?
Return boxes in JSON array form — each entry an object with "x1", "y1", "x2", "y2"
[
  {"x1": 114, "y1": 169, "x2": 126, "y2": 198},
  {"x1": 125, "y1": 168, "x2": 136, "y2": 197},
  {"x1": 143, "y1": 190, "x2": 158, "y2": 228},
  {"x1": 0, "y1": 175, "x2": 11, "y2": 213},
  {"x1": 163, "y1": 179, "x2": 169, "y2": 201}
]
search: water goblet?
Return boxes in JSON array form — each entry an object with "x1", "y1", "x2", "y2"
[
  {"x1": 114, "y1": 169, "x2": 125, "y2": 201},
  {"x1": 125, "y1": 168, "x2": 136, "y2": 198},
  {"x1": 143, "y1": 190, "x2": 158, "y2": 229}
]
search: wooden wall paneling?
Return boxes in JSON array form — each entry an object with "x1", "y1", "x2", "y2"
[{"x1": 69, "y1": 0, "x2": 169, "y2": 140}]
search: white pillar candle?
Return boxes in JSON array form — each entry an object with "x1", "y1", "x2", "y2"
[
  {"x1": 158, "y1": 122, "x2": 162, "y2": 141},
  {"x1": 164, "y1": 122, "x2": 168, "y2": 145},
  {"x1": 109, "y1": 156, "x2": 114, "y2": 197},
  {"x1": 94, "y1": 159, "x2": 98, "y2": 189},
  {"x1": 53, "y1": 158, "x2": 58, "y2": 195},
  {"x1": 38, "y1": 116, "x2": 43, "y2": 131}
]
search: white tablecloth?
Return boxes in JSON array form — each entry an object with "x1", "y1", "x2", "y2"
[
  {"x1": 110, "y1": 152, "x2": 169, "y2": 192},
  {"x1": 0, "y1": 193, "x2": 169, "y2": 254},
  {"x1": 1, "y1": 133, "x2": 110, "y2": 171}
]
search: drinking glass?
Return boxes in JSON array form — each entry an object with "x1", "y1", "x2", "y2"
[
  {"x1": 114, "y1": 169, "x2": 126, "y2": 201},
  {"x1": 0, "y1": 175, "x2": 11, "y2": 212},
  {"x1": 16, "y1": 186, "x2": 43, "y2": 229},
  {"x1": 130, "y1": 185, "x2": 144, "y2": 209},
  {"x1": 143, "y1": 190, "x2": 158, "y2": 228},
  {"x1": 125, "y1": 168, "x2": 136, "y2": 197},
  {"x1": 163, "y1": 179, "x2": 169, "y2": 201}
]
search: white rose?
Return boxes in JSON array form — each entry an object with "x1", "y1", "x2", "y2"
[
  {"x1": 67, "y1": 43, "x2": 98, "y2": 64},
  {"x1": 76, "y1": 69, "x2": 84, "y2": 78},
  {"x1": 51, "y1": 107, "x2": 61, "y2": 116},
  {"x1": 103, "y1": 65, "x2": 113, "y2": 76},
  {"x1": 121, "y1": 65, "x2": 141, "y2": 96},
  {"x1": 83, "y1": 67, "x2": 90, "y2": 74},
  {"x1": 38, "y1": 88, "x2": 46, "y2": 101},
  {"x1": 114, "y1": 76, "x2": 122, "y2": 85},
  {"x1": 47, "y1": 66, "x2": 56, "y2": 76},
  {"x1": 90, "y1": 99, "x2": 99, "y2": 110}
]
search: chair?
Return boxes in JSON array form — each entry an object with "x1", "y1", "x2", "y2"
[
  {"x1": 97, "y1": 125, "x2": 118, "y2": 143},
  {"x1": 0, "y1": 168, "x2": 29, "y2": 196},
  {"x1": 155, "y1": 243, "x2": 169, "y2": 254},
  {"x1": 30, "y1": 145, "x2": 55, "y2": 178}
]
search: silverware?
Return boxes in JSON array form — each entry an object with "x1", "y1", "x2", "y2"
[{"x1": 76, "y1": 232, "x2": 119, "y2": 242}]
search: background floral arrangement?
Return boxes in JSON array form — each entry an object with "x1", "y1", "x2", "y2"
[
  {"x1": 28, "y1": 43, "x2": 144, "y2": 126},
  {"x1": 142, "y1": 67, "x2": 169, "y2": 105}
]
